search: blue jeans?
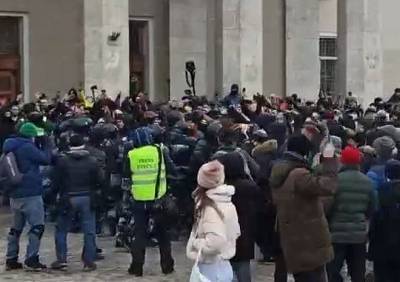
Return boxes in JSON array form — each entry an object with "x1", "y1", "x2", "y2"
[
  {"x1": 6, "y1": 196, "x2": 45, "y2": 261},
  {"x1": 54, "y1": 196, "x2": 96, "y2": 264},
  {"x1": 199, "y1": 260, "x2": 233, "y2": 282}
]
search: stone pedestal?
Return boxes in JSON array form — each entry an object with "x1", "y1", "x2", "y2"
[
  {"x1": 169, "y1": 0, "x2": 208, "y2": 99},
  {"x1": 222, "y1": 0, "x2": 263, "y2": 97},
  {"x1": 285, "y1": 0, "x2": 320, "y2": 101},
  {"x1": 337, "y1": 0, "x2": 383, "y2": 107},
  {"x1": 84, "y1": 0, "x2": 129, "y2": 99}
]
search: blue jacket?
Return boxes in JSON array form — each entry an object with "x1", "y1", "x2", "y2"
[
  {"x1": 367, "y1": 161, "x2": 389, "y2": 190},
  {"x1": 2, "y1": 137, "x2": 51, "y2": 198}
]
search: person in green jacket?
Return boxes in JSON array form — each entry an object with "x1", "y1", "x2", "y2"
[{"x1": 327, "y1": 146, "x2": 377, "y2": 282}]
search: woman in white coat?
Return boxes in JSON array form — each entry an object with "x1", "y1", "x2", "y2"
[{"x1": 187, "y1": 160, "x2": 241, "y2": 281}]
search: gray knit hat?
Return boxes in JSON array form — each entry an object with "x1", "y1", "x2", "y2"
[
  {"x1": 373, "y1": 136, "x2": 396, "y2": 160},
  {"x1": 378, "y1": 125, "x2": 400, "y2": 143}
]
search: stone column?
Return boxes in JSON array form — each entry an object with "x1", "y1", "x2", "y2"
[
  {"x1": 222, "y1": 0, "x2": 263, "y2": 97},
  {"x1": 263, "y1": 0, "x2": 286, "y2": 96},
  {"x1": 84, "y1": 0, "x2": 129, "y2": 99},
  {"x1": 285, "y1": 0, "x2": 320, "y2": 101},
  {"x1": 169, "y1": 0, "x2": 208, "y2": 99},
  {"x1": 222, "y1": 0, "x2": 241, "y2": 94},
  {"x1": 337, "y1": 0, "x2": 383, "y2": 107}
]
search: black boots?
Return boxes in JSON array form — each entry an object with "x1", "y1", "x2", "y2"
[
  {"x1": 128, "y1": 263, "x2": 143, "y2": 277},
  {"x1": 5, "y1": 258, "x2": 23, "y2": 271},
  {"x1": 24, "y1": 256, "x2": 47, "y2": 271}
]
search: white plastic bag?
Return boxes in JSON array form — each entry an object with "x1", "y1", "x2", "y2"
[{"x1": 189, "y1": 248, "x2": 211, "y2": 282}]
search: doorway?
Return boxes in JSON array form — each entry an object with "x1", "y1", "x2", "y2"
[
  {"x1": 0, "y1": 16, "x2": 21, "y2": 106},
  {"x1": 129, "y1": 18, "x2": 154, "y2": 98}
]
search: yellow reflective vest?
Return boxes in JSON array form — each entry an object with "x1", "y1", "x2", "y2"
[{"x1": 128, "y1": 145, "x2": 167, "y2": 201}]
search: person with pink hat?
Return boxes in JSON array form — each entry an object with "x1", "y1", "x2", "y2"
[{"x1": 186, "y1": 160, "x2": 240, "y2": 282}]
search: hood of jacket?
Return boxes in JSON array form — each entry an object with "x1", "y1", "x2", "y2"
[
  {"x1": 2, "y1": 137, "x2": 33, "y2": 153},
  {"x1": 252, "y1": 139, "x2": 278, "y2": 155},
  {"x1": 269, "y1": 151, "x2": 308, "y2": 189},
  {"x1": 206, "y1": 184, "x2": 235, "y2": 203}
]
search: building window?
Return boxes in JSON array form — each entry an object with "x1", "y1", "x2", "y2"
[
  {"x1": 320, "y1": 37, "x2": 337, "y2": 96},
  {"x1": 0, "y1": 17, "x2": 19, "y2": 55}
]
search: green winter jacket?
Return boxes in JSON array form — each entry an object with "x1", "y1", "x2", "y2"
[{"x1": 328, "y1": 167, "x2": 377, "y2": 244}]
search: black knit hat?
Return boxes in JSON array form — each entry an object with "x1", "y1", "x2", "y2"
[{"x1": 287, "y1": 135, "x2": 312, "y2": 156}]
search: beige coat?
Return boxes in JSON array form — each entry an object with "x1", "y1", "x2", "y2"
[{"x1": 186, "y1": 185, "x2": 241, "y2": 264}]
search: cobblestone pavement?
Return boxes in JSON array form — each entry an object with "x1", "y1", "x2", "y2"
[
  {"x1": 0, "y1": 207, "x2": 372, "y2": 282},
  {"x1": 0, "y1": 208, "x2": 277, "y2": 282}
]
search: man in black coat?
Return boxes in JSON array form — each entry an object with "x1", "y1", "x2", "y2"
[
  {"x1": 51, "y1": 134, "x2": 103, "y2": 271},
  {"x1": 369, "y1": 160, "x2": 400, "y2": 282}
]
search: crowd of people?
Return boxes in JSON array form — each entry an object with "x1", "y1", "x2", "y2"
[{"x1": 1, "y1": 85, "x2": 400, "y2": 282}]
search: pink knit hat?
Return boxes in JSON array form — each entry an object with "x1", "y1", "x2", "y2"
[{"x1": 197, "y1": 160, "x2": 225, "y2": 189}]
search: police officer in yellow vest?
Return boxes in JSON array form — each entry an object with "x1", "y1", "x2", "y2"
[{"x1": 125, "y1": 127, "x2": 175, "y2": 277}]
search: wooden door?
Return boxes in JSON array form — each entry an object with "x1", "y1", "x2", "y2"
[
  {"x1": 0, "y1": 55, "x2": 20, "y2": 103},
  {"x1": 130, "y1": 20, "x2": 149, "y2": 95},
  {"x1": 0, "y1": 16, "x2": 20, "y2": 104}
]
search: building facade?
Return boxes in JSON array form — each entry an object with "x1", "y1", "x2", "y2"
[{"x1": 0, "y1": 0, "x2": 399, "y2": 106}]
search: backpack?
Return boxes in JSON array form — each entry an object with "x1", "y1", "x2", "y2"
[{"x1": 0, "y1": 152, "x2": 24, "y2": 186}]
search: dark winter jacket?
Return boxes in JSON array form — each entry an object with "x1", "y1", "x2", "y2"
[
  {"x1": 252, "y1": 140, "x2": 278, "y2": 212},
  {"x1": 0, "y1": 118, "x2": 16, "y2": 154},
  {"x1": 166, "y1": 124, "x2": 197, "y2": 166},
  {"x1": 54, "y1": 148, "x2": 103, "y2": 209},
  {"x1": 85, "y1": 144, "x2": 106, "y2": 180},
  {"x1": 223, "y1": 93, "x2": 241, "y2": 109},
  {"x1": 267, "y1": 122, "x2": 287, "y2": 148},
  {"x1": 230, "y1": 178, "x2": 260, "y2": 261},
  {"x1": 3, "y1": 137, "x2": 51, "y2": 198},
  {"x1": 212, "y1": 145, "x2": 260, "y2": 181},
  {"x1": 218, "y1": 152, "x2": 262, "y2": 261},
  {"x1": 326, "y1": 119, "x2": 346, "y2": 146},
  {"x1": 252, "y1": 140, "x2": 278, "y2": 187},
  {"x1": 55, "y1": 148, "x2": 102, "y2": 195},
  {"x1": 369, "y1": 180, "x2": 400, "y2": 262},
  {"x1": 270, "y1": 151, "x2": 337, "y2": 273},
  {"x1": 186, "y1": 139, "x2": 216, "y2": 189},
  {"x1": 328, "y1": 167, "x2": 377, "y2": 244}
]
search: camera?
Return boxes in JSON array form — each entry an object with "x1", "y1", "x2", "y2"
[{"x1": 185, "y1": 61, "x2": 196, "y2": 73}]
